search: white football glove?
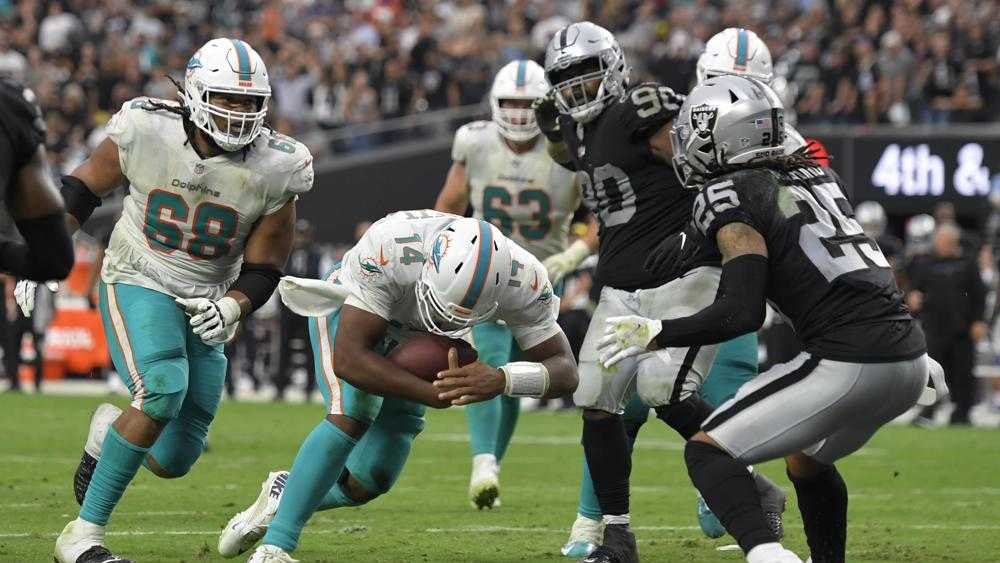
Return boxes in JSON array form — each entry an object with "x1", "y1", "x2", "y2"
[
  {"x1": 175, "y1": 296, "x2": 242, "y2": 345},
  {"x1": 14, "y1": 280, "x2": 59, "y2": 317},
  {"x1": 597, "y1": 315, "x2": 664, "y2": 368},
  {"x1": 542, "y1": 240, "x2": 591, "y2": 284}
]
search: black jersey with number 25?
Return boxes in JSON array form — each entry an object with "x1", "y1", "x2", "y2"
[
  {"x1": 693, "y1": 164, "x2": 925, "y2": 363},
  {"x1": 559, "y1": 83, "x2": 719, "y2": 291}
]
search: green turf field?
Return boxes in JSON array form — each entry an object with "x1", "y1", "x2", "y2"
[{"x1": 2, "y1": 393, "x2": 998, "y2": 562}]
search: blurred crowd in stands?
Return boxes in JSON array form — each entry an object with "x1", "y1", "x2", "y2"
[{"x1": 1, "y1": 0, "x2": 998, "y2": 169}]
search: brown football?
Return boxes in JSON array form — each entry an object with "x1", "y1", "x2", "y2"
[{"x1": 388, "y1": 333, "x2": 479, "y2": 382}]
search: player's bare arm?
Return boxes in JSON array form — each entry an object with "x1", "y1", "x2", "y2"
[
  {"x1": 648, "y1": 121, "x2": 673, "y2": 162},
  {"x1": 334, "y1": 303, "x2": 450, "y2": 409},
  {"x1": 434, "y1": 329, "x2": 577, "y2": 405},
  {"x1": 64, "y1": 136, "x2": 127, "y2": 232},
  {"x1": 433, "y1": 160, "x2": 470, "y2": 215},
  {"x1": 226, "y1": 199, "x2": 296, "y2": 318}
]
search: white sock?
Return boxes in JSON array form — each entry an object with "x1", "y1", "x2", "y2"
[
  {"x1": 745, "y1": 542, "x2": 785, "y2": 563},
  {"x1": 602, "y1": 513, "x2": 630, "y2": 526},
  {"x1": 472, "y1": 453, "x2": 498, "y2": 475}
]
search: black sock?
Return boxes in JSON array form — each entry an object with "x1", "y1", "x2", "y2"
[
  {"x1": 788, "y1": 465, "x2": 847, "y2": 563},
  {"x1": 655, "y1": 395, "x2": 714, "y2": 439},
  {"x1": 581, "y1": 413, "x2": 631, "y2": 516},
  {"x1": 685, "y1": 441, "x2": 775, "y2": 553}
]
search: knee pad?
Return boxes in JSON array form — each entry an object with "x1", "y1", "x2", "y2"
[
  {"x1": 136, "y1": 351, "x2": 188, "y2": 422},
  {"x1": 655, "y1": 395, "x2": 714, "y2": 440}
]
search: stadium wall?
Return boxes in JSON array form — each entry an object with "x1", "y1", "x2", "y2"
[{"x1": 303, "y1": 126, "x2": 1000, "y2": 243}]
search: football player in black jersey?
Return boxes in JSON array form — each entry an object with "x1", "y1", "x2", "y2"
[
  {"x1": 535, "y1": 22, "x2": 782, "y2": 563},
  {"x1": 0, "y1": 78, "x2": 74, "y2": 281},
  {"x1": 599, "y1": 75, "x2": 934, "y2": 563}
]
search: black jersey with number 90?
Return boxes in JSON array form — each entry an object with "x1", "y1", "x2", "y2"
[{"x1": 558, "y1": 83, "x2": 719, "y2": 291}]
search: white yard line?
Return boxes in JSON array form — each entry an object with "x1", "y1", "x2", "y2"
[{"x1": 4, "y1": 523, "x2": 999, "y2": 540}]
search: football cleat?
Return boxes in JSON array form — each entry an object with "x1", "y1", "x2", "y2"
[
  {"x1": 247, "y1": 545, "x2": 299, "y2": 563},
  {"x1": 74, "y1": 403, "x2": 122, "y2": 505},
  {"x1": 219, "y1": 471, "x2": 289, "y2": 558},
  {"x1": 696, "y1": 496, "x2": 726, "y2": 539},
  {"x1": 581, "y1": 523, "x2": 638, "y2": 563},
  {"x1": 468, "y1": 454, "x2": 500, "y2": 510},
  {"x1": 54, "y1": 518, "x2": 132, "y2": 563},
  {"x1": 753, "y1": 472, "x2": 787, "y2": 540},
  {"x1": 561, "y1": 513, "x2": 603, "y2": 558}
]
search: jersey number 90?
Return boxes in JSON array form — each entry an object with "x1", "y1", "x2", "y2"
[{"x1": 144, "y1": 190, "x2": 238, "y2": 260}]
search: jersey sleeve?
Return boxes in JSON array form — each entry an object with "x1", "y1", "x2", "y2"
[
  {"x1": 264, "y1": 134, "x2": 314, "y2": 215},
  {"x1": 451, "y1": 121, "x2": 485, "y2": 164},
  {"x1": 105, "y1": 98, "x2": 148, "y2": 179},
  {"x1": 498, "y1": 249, "x2": 562, "y2": 350},
  {"x1": 693, "y1": 169, "x2": 777, "y2": 243},
  {"x1": 336, "y1": 223, "x2": 401, "y2": 320},
  {"x1": 619, "y1": 83, "x2": 685, "y2": 139}
]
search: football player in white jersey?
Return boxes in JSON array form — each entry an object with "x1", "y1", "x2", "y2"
[
  {"x1": 17, "y1": 38, "x2": 314, "y2": 563},
  {"x1": 218, "y1": 211, "x2": 578, "y2": 562},
  {"x1": 434, "y1": 60, "x2": 594, "y2": 509}
]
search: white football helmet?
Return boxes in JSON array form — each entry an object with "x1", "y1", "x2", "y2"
[
  {"x1": 490, "y1": 60, "x2": 549, "y2": 142},
  {"x1": 696, "y1": 28, "x2": 773, "y2": 84},
  {"x1": 855, "y1": 201, "x2": 887, "y2": 238},
  {"x1": 182, "y1": 38, "x2": 271, "y2": 152},
  {"x1": 416, "y1": 218, "x2": 512, "y2": 336},
  {"x1": 544, "y1": 22, "x2": 629, "y2": 124}
]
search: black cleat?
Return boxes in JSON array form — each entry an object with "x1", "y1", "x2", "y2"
[
  {"x1": 65, "y1": 545, "x2": 132, "y2": 563},
  {"x1": 581, "y1": 524, "x2": 638, "y2": 563},
  {"x1": 73, "y1": 452, "x2": 98, "y2": 505}
]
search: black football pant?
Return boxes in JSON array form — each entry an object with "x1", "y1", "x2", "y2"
[{"x1": 925, "y1": 334, "x2": 976, "y2": 425}]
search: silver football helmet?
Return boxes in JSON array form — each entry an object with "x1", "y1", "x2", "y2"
[
  {"x1": 544, "y1": 22, "x2": 629, "y2": 124},
  {"x1": 855, "y1": 201, "x2": 887, "y2": 238},
  {"x1": 671, "y1": 74, "x2": 786, "y2": 188}
]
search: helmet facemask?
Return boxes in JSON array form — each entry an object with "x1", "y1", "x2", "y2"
[
  {"x1": 491, "y1": 97, "x2": 540, "y2": 142},
  {"x1": 414, "y1": 278, "x2": 498, "y2": 337},
  {"x1": 548, "y1": 48, "x2": 628, "y2": 124},
  {"x1": 185, "y1": 82, "x2": 269, "y2": 152}
]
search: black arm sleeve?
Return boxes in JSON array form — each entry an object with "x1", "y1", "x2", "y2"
[
  {"x1": 230, "y1": 262, "x2": 283, "y2": 313},
  {"x1": 60, "y1": 175, "x2": 102, "y2": 225},
  {"x1": 653, "y1": 254, "x2": 769, "y2": 348},
  {"x1": 0, "y1": 211, "x2": 75, "y2": 280}
]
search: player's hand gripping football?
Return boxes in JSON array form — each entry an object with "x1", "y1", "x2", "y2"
[
  {"x1": 598, "y1": 315, "x2": 665, "y2": 368},
  {"x1": 434, "y1": 348, "x2": 505, "y2": 406},
  {"x1": 175, "y1": 296, "x2": 241, "y2": 345},
  {"x1": 14, "y1": 280, "x2": 59, "y2": 317},
  {"x1": 532, "y1": 90, "x2": 562, "y2": 143}
]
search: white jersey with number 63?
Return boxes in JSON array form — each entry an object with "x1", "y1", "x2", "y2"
[
  {"x1": 101, "y1": 97, "x2": 313, "y2": 300},
  {"x1": 452, "y1": 121, "x2": 580, "y2": 261}
]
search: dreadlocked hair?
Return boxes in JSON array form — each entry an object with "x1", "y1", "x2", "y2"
[
  {"x1": 141, "y1": 75, "x2": 191, "y2": 120},
  {"x1": 711, "y1": 145, "x2": 823, "y2": 177}
]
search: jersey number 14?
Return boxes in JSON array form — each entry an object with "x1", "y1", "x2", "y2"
[{"x1": 144, "y1": 190, "x2": 238, "y2": 259}]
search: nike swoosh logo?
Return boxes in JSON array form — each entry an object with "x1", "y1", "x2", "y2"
[
  {"x1": 530, "y1": 273, "x2": 539, "y2": 291},
  {"x1": 678, "y1": 232, "x2": 687, "y2": 249},
  {"x1": 378, "y1": 246, "x2": 389, "y2": 266}
]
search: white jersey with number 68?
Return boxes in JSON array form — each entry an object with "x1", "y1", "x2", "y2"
[
  {"x1": 452, "y1": 121, "x2": 580, "y2": 261},
  {"x1": 101, "y1": 97, "x2": 313, "y2": 300}
]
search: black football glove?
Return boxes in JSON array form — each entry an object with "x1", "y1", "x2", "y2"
[
  {"x1": 532, "y1": 90, "x2": 563, "y2": 143},
  {"x1": 644, "y1": 225, "x2": 702, "y2": 279}
]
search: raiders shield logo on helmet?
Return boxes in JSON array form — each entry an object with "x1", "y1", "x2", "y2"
[{"x1": 690, "y1": 104, "x2": 717, "y2": 138}]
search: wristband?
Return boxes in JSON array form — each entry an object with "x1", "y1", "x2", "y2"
[{"x1": 500, "y1": 361, "x2": 550, "y2": 398}]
